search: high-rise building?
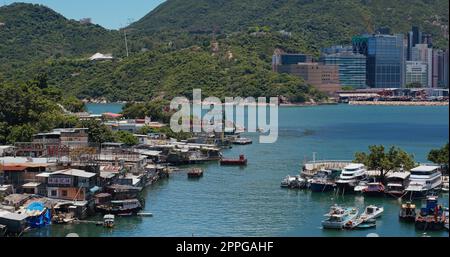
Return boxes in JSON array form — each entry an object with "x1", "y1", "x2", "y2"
[
  {"x1": 407, "y1": 26, "x2": 422, "y2": 61},
  {"x1": 366, "y1": 34, "x2": 405, "y2": 88},
  {"x1": 422, "y1": 34, "x2": 433, "y2": 48},
  {"x1": 321, "y1": 51, "x2": 367, "y2": 88},
  {"x1": 405, "y1": 61, "x2": 428, "y2": 87},
  {"x1": 436, "y1": 49, "x2": 449, "y2": 88},
  {"x1": 411, "y1": 44, "x2": 433, "y2": 87},
  {"x1": 352, "y1": 35, "x2": 369, "y2": 56}
]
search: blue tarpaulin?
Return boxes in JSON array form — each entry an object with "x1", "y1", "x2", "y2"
[{"x1": 25, "y1": 202, "x2": 51, "y2": 228}]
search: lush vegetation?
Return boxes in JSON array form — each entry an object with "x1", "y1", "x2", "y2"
[
  {"x1": 0, "y1": 3, "x2": 122, "y2": 76},
  {"x1": 1, "y1": 1, "x2": 448, "y2": 103},
  {"x1": 0, "y1": 77, "x2": 81, "y2": 144},
  {"x1": 428, "y1": 143, "x2": 449, "y2": 173},
  {"x1": 354, "y1": 145, "x2": 416, "y2": 181},
  {"x1": 130, "y1": 0, "x2": 449, "y2": 50}
]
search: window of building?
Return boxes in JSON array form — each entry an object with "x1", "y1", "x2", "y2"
[
  {"x1": 62, "y1": 190, "x2": 68, "y2": 197},
  {"x1": 51, "y1": 190, "x2": 57, "y2": 196}
]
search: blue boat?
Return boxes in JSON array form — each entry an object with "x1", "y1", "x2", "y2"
[{"x1": 310, "y1": 169, "x2": 340, "y2": 192}]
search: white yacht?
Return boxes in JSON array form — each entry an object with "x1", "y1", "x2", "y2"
[
  {"x1": 335, "y1": 163, "x2": 368, "y2": 193},
  {"x1": 405, "y1": 165, "x2": 442, "y2": 198}
]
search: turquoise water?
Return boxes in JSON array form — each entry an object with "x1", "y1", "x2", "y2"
[
  {"x1": 86, "y1": 103, "x2": 124, "y2": 114},
  {"x1": 28, "y1": 104, "x2": 449, "y2": 237}
]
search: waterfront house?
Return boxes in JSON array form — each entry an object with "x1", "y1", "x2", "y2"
[
  {"x1": 0, "y1": 211, "x2": 28, "y2": 235},
  {"x1": 33, "y1": 128, "x2": 89, "y2": 148},
  {"x1": 0, "y1": 157, "x2": 54, "y2": 190},
  {"x1": 21, "y1": 182, "x2": 46, "y2": 196},
  {"x1": 47, "y1": 169, "x2": 97, "y2": 201}
]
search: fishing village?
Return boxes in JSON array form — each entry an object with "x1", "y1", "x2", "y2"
[
  {"x1": 281, "y1": 157, "x2": 449, "y2": 232},
  {"x1": 0, "y1": 111, "x2": 253, "y2": 237}
]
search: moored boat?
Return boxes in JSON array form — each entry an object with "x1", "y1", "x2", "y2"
[
  {"x1": 360, "y1": 205, "x2": 384, "y2": 220},
  {"x1": 232, "y1": 138, "x2": 253, "y2": 145},
  {"x1": 96, "y1": 199, "x2": 143, "y2": 216},
  {"x1": 385, "y1": 172, "x2": 410, "y2": 198},
  {"x1": 362, "y1": 182, "x2": 385, "y2": 197},
  {"x1": 399, "y1": 202, "x2": 417, "y2": 222},
  {"x1": 220, "y1": 155, "x2": 248, "y2": 166},
  {"x1": 322, "y1": 205, "x2": 359, "y2": 229},
  {"x1": 415, "y1": 196, "x2": 446, "y2": 231},
  {"x1": 187, "y1": 168, "x2": 204, "y2": 178},
  {"x1": 405, "y1": 165, "x2": 442, "y2": 199},
  {"x1": 103, "y1": 214, "x2": 115, "y2": 228},
  {"x1": 335, "y1": 163, "x2": 368, "y2": 194},
  {"x1": 309, "y1": 169, "x2": 340, "y2": 192}
]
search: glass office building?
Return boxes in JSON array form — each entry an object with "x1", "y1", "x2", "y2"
[
  {"x1": 367, "y1": 34, "x2": 405, "y2": 88},
  {"x1": 321, "y1": 51, "x2": 367, "y2": 88}
]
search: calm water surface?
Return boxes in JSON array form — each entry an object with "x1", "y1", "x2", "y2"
[{"x1": 27, "y1": 104, "x2": 449, "y2": 237}]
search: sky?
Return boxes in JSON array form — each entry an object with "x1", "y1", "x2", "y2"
[{"x1": 1, "y1": 0, "x2": 166, "y2": 29}]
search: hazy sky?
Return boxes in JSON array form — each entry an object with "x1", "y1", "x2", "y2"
[{"x1": 1, "y1": 0, "x2": 166, "y2": 29}]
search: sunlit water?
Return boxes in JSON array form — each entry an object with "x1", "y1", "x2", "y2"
[{"x1": 27, "y1": 104, "x2": 449, "y2": 237}]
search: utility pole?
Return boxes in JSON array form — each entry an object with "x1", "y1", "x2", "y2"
[{"x1": 124, "y1": 29, "x2": 129, "y2": 58}]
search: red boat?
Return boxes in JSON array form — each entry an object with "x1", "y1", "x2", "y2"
[
  {"x1": 220, "y1": 155, "x2": 248, "y2": 166},
  {"x1": 362, "y1": 182, "x2": 385, "y2": 197}
]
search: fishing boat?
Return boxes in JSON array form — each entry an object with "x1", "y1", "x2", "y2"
[
  {"x1": 360, "y1": 205, "x2": 384, "y2": 220},
  {"x1": 362, "y1": 182, "x2": 386, "y2": 197},
  {"x1": 103, "y1": 214, "x2": 115, "y2": 228},
  {"x1": 96, "y1": 199, "x2": 143, "y2": 216},
  {"x1": 220, "y1": 155, "x2": 247, "y2": 166},
  {"x1": 415, "y1": 196, "x2": 446, "y2": 231},
  {"x1": 309, "y1": 169, "x2": 340, "y2": 192},
  {"x1": 289, "y1": 176, "x2": 308, "y2": 189},
  {"x1": 335, "y1": 163, "x2": 368, "y2": 194},
  {"x1": 187, "y1": 168, "x2": 204, "y2": 178},
  {"x1": 322, "y1": 205, "x2": 359, "y2": 229},
  {"x1": 405, "y1": 165, "x2": 442, "y2": 199},
  {"x1": 385, "y1": 172, "x2": 410, "y2": 198},
  {"x1": 233, "y1": 138, "x2": 253, "y2": 145},
  {"x1": 281, "y1": 176, "x2": 296, "y2": 188},
  {"x1": 399, "y1": 202, "x2": 417, "y2": 222}
]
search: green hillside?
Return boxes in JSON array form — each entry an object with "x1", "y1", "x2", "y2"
[{"x1": 129, "y1": 0, "x2": 449, "y2": 49}]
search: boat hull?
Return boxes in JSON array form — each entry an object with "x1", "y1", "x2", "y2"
[
  {"x1": 310, "y1": 182, "x2": 334, "y2": 192},
  {"x1": 415, "y1": 220, "x2": 445, "y2": 231},
  {"x1": 362, "y1": 190, "x2": 385, "y2": 197}
]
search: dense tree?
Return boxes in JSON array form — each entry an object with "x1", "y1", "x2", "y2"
[
  {"x1": 354, "y1": 145, "x2": 416, "y2": 181},
  {"x1": 0, "y1": 80, "x2": 81, "y2": 144},
  {"x1": 428, "y1": 143, "x2": 449, "y2": 173},
  {"x1": 114, "y1": 131, "x2": 139, "y2": 146},
  {"x1": 78, "y1": 120, "x2": 115, "y2": 145}
]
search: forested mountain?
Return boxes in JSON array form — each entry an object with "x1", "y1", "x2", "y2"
[{"x1": 0, "y1": 1, "x2": 448, "y2": 102}]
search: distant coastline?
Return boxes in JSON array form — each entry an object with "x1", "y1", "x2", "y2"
[{"x1": 349, "y1": 101, "x2": 449, "y2": 106}]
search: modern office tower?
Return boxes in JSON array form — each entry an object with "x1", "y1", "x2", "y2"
[
  {"x1": 321, "y1": 51, "x2": 367, "y2": 88},
  {"x1": 405, "y1": 61, "x2": 428, "y2": 87},
  {"x1": 436, "y1": 49, "x2": 449, "y2": 88},
  {"x1": 352, "y1": 35, "x2": 369, "y2": 56},
  {"x1": 407, "y1": 26, "x2": 422, "y2": 60},
  {"x1": 366, "y1": 34, "x2": 405, "y2": 88},
  {"x1": 422, "y1": 33, "x2": 433, "y2": 48},
  {"x1": 412, "y1": 26, "x2": 422, "y2": 46},
  {"x1": 411, "y1": 44, "x2": 433, "y2": 87}
]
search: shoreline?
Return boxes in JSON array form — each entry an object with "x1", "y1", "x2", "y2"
[{"x1": 349, "y1": 101, "x2": 449, "y2": 106}]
